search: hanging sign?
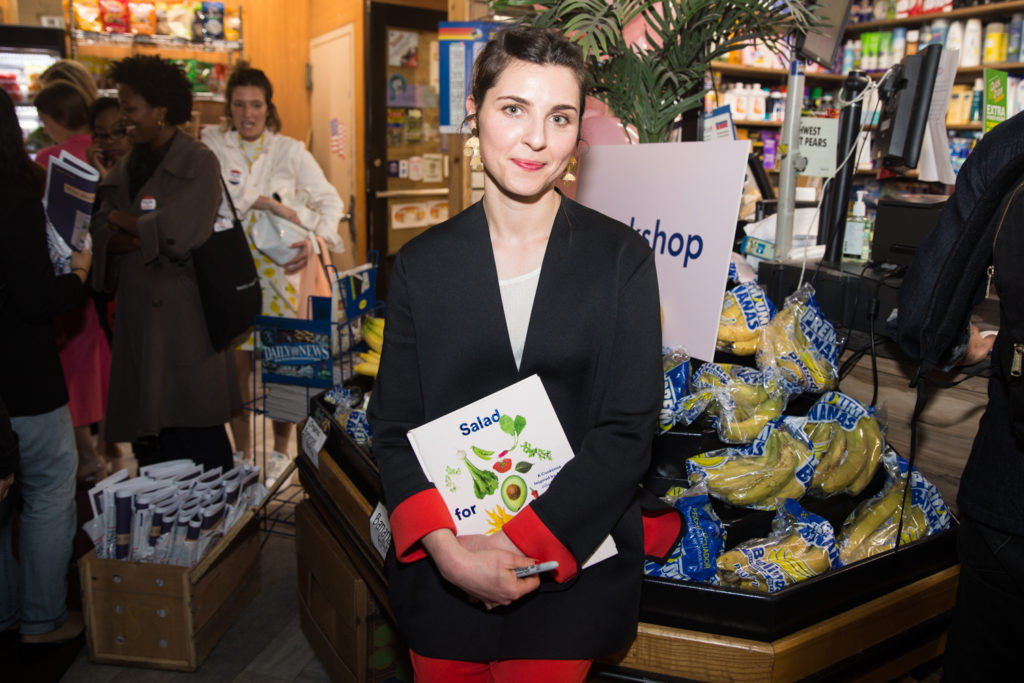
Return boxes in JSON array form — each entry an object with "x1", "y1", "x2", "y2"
[
  {"x1": 576, "y1": 140, "x2": 749, "y2": 362},
  {"x1": 797, "y1": 116, "x2": 840, "y2": 178}
]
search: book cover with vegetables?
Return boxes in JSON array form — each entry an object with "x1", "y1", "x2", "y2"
[{"x1": 406, "y1": 375, "x2": 616, "y2": 566}]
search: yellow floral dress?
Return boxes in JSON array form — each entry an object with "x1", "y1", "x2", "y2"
[{"x1": 238, "y1": 134, "x2": 299, "y2": 350}]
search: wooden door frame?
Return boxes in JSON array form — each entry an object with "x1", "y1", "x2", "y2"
[{"x1": 366, "y1": 2, "x2": 446, "y2": 297}]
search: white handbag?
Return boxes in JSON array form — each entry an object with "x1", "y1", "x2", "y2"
[{"x1": 250, "y1": 210, "x2": 310, "y2": 265}]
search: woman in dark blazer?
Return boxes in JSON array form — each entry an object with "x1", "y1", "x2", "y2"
[
  {"x1": 367, "y1": 28, "x2": 674, "y2": 681},
  {"x1": 89, "y1": 56, "x2": 237, "y2": 472}
]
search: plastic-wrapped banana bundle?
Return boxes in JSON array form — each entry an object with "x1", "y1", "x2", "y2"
[
  {"x1": 686, "y1": 417, "x2": 817, "y2": 510},
  {"x1": 717, "y1": 499, "x2": 840, "y2": 592},
  {"x1": 643, "y1": 483, "x2": 725, "y2": 585},
  {"x1": 716, "y1": 282, "x2": 776, "y2": 356},
  {"x1": 802, "y1": 392, "x2": 885, "y2": 497},
  {"x1": 658, "y1": 346, "x2": 692, "y2": 433},
  {"x1": 756, "y1": 283, "x2": 838, "y2": 396},
  {"x1": 837, "y1": 453, "x2": 951, "y2": 566},
  {"x1": 684, "y1": 363, "x2": 785, "y2": 444}
]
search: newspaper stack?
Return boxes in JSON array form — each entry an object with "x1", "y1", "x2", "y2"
[{"x1": 82, "y1": 460, "x2": 268, "y2": 567}]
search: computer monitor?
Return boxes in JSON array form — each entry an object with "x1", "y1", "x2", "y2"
[
  {"x1": 796, "y1": 0, "x2": 854, "y2": 69},
  {"x1": 873, "y1": 43, "x2": 943, "y2": 171}
]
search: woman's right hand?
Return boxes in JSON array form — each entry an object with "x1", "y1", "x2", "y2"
[{"x1": 421, "y1": 529, "x2": 541, "y2": 607}]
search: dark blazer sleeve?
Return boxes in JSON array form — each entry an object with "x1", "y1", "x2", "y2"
[
  {"x1": 367, "y1": 251, "x2": 456, "y2": 562},
  {"x1": 504, "y1": 248, "x2": 663, "y2": 582}
]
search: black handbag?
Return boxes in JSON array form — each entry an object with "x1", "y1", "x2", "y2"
[{"x1": 192, "y1": 176, "x2": 262, "y2": 351}]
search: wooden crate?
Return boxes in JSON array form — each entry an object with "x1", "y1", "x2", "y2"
[
  {"x1": 295, "y1": 499, "x2": 409, "y2": 683},
  {"x1": 78, "y1": 513, "x2": 261, "y2": 671}
]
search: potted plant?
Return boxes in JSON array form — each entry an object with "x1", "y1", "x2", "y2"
[{"x1": 492, "y1": 0, "x2": 818, "y2": 143}]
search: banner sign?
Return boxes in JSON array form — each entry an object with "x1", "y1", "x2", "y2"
[
  {"x1": 438, "y1": 22, "x2": 502, "y2": 134},
  {"x1": 576, "y1": 141, "x2": 749, "y2": 362}
]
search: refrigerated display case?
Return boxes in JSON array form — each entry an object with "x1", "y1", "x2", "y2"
[{"x1": 0, "y1": 25, "x2": 66, "y2": 142}]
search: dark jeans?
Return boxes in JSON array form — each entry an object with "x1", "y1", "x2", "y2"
[
  {"x1": 942, "y1": 514, "x2": 1024, "y2": 682},
  {"x1": 132, "y1": 425, "x2": 233, "y2": 473}
]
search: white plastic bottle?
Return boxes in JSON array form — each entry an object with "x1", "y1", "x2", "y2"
[
  {"x1": 962, "y1": 18, "x2": 983, "y2": 67},
  {"x1": 751, "y1": 84, "x2": 767, "y2": 121},
  {"x1": 946, "y1": 20, "x2": 965, "y2": 59},
  {"x1": 844, "y1": 191, "x2": 873, "y2": 261}
]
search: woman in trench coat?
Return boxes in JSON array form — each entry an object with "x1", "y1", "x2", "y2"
[{"x1": 90, "y1": 56, "x2": 238, "y2": 471}]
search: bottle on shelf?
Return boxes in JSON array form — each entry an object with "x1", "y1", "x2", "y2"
[
  {"x1": 970, "y1": 78, "x2": 984, "y2": 123},
  {"x1": 962, "y1": 18, "x2": 982, "y2": 67},
  {"x1": 946, "y1": 20, "x2": 965, "y2": 58},
  {"x1": 1010, "y1": 13, "x2": 1024, "y2": 62},
  {"x1": 906, "y1": 29, "x2": 920, "y2": 57}
]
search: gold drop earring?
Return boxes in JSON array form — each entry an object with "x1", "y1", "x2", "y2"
[
  {"x1": 463, "y1": 128, "x2": 483, "y2": 172},
  {"x1": 562, "y1": 155, "x2": 578, "y2": 185}
]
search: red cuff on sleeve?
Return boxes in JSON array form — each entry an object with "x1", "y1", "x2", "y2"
[
  {"x1": 502, "y1": 505, "x2": 578, "y2": 583},
  {"x1": 642, "y1": 507, "x2": 683, "y2": 562},
  {"x1": 389, "y1": 488, "x2": 456, "y2": 563}
]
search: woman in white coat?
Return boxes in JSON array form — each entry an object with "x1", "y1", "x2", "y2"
[{"x1": 202, "y1": 61, "x2": 344, "y2": 484}]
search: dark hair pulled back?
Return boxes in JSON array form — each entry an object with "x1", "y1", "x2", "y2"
[{"x1": 224, "y1": 60, "x2": 281, "y2": 132}]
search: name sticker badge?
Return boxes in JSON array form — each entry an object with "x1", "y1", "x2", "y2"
[
  {"x1": 229, "y1": 168, "x2": 242, "y2": 185},
  {"x1": 140, "y1": 196, "x2": 157, "y2": 211}
]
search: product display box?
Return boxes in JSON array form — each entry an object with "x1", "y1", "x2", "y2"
[
  {"x1": 295, "y1": 499, "x2": 410, "y2": 683},
  {"x1": 642, "y1": 423, "x2": 958, "y2": 641},
  {"x1": 78, "y1": 513, "x2": 261, "y2": 671}
]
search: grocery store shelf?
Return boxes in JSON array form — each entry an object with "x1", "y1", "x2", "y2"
[
  {"x1": 711, "y1": 63, "x2": 846, "y2": 84},
  {"x1": 71, "y1": 29, "x2": 242, "y2": 54},
  {"x1": 734, "y1": 119, "x2": 783, "y2": 128},
  {"x1": 845, "y1": 1, "x2": 1024, "y2": 34}
]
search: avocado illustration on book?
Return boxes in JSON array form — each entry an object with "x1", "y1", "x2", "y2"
[{"x1": 501, "y1": 475, "x2": 527, "y2": 512}]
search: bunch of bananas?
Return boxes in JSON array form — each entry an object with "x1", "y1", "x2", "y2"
[
  {"x1": 757, "y1": 296, "x2": 837, "y2": 394},
  {"x1": 717, "y1": 531, "x2": 833, "y2": 592},
  {"x1": 355, "y1": 316, "x2": 385, "y2": 377},
  {"x1": 710, "y1": 382, "x2": 783, "y2": 443},
  {"x1": 837, "y1": 484, "x2": 928, "y2": 564},
  {"x1": 717, "y1": 291, "x2": 761, "y2": 356},
  {"x1": 690, "y1": 427, "x2": 810, "y2": 508},
  {"x1": 806, "y1": 416, "x2": 883, "y2": 496}
]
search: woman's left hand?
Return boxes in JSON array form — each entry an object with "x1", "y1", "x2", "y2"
[{"x1": 283, "y1": 239, "x2": 312, "y2": 274}]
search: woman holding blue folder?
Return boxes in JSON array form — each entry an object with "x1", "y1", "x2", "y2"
[{"x1": 368, "y1": 27, "x2": 678, "y2": 682}]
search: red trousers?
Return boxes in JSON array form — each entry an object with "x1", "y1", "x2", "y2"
[{"x1": 410, "y1": 650, "x2": 592, "y2": 682}]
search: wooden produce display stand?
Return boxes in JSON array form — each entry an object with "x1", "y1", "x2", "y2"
[
  {"x1": 299, "y1": 394, "x2": 959, "y2": 683},
  {"x1": 604, "y1": 565, "x2": 957, "y2": 682}
]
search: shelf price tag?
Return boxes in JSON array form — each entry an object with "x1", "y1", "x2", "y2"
[
  {"x1": 369, "y1": 503, "x2": 393, "y2": 561},
  {"x1": 301, "y1": 413, "x2": 328, "y2": 469},
  {"x1": 797, "y1": 116, "x2": 839, "y2": 178}
]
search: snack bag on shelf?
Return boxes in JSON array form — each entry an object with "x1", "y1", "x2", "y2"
[
  {"x1": 686, "y1": 417, "x2": 816, "y2": 510},
  {"x1": 164, "y1": 2, "x2": 193, "y2": 40},
  {"x1": 757, "y1": 283, "x2": 838, "y2": 396},
  {"x1": 717, "y1": 498, "x2": 839, "y2": 592},
  {"x1": 837, "y1": 453, "x2": 952, "y2": 566},
  {"x1": 717, "y1": 281, "x2": 775, "y2": 356},
  {"x1": 199, "y1": 1, "x2": 225, "y2": 40},
  {"x1": 100, "y1": 0, "x2": 131, "y2": 33},
  {"x1": 129, "y1": 2, "x2": 157, "y2": 35},
  {"x1": 224, "y1": 6, "x2": 241, "y2": 41},
  {"x1": 73, "y1": 0, "x2": 104, "y2": 32},
  {"x1": 644, "y1": 482, "x2": 725, "y2": 585},
  {"x1": 658, "y1": 346, "x2": 692, "y2": 434},
  {"x1": 687, "y1": 363, "x2": 785, "y2": 444},
  {"x1": 801, "y1": 392, "x2": 885, "y2": 497}
]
